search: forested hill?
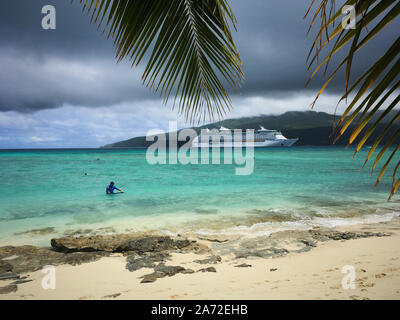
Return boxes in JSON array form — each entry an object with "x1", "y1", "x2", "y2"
[{"x1": 102, "y1": 111, "x2": 399, "y2": 148}]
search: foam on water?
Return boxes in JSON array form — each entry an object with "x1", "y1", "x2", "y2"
[{"x1": 193, "y1": 212, "x2": 400, "y2": 238}]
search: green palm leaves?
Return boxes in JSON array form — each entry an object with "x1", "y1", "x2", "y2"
[
  {"x1": 78, "y1": 0, "x2": 243, "y2": 122},
  {"x1": 306, "y1": 0, "x2": 400, "y2": 199}
]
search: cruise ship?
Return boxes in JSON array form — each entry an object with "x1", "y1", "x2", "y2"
[{"x1": 192, "y1": 126, "x2": 298, "y2": 148}]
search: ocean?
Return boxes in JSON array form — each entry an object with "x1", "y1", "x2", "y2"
[{"x1": 0, "y1": 146, "x2": 399, "y2": 247}]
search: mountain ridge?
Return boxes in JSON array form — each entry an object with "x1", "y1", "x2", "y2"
[{"x1": 102, "y1": 111, "x2": 399, "y2": 148}]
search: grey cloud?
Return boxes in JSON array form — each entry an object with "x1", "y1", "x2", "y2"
[
  {"x1": 0, "y1": 0, "x2": 398, "y2": 113},
  {"x1": 0, "y1": 0, "x2": 114, "y2": 58},
  {"x1": 230, "y1": 0, "x2": 400, "y2": 93},
  {"x1": 0, "y1": 49, "x2": 154, "y2": 112}
]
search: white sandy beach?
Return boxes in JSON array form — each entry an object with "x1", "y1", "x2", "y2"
[{"x1": 1, "y1": 217, "x2": 400, "y2": 300}]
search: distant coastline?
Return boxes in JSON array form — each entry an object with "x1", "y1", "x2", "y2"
[{"x1": 103, "y1": 111, "x2": 400, "y2": 149}]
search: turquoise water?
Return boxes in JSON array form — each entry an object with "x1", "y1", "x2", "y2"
[{"x1": 0, "y1": 147, "x2": 399, "y2": 246}]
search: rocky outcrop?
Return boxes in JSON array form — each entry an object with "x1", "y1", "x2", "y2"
[
  {"x1": 0, "y1": 226, "x2": 392, "y2": 293},
  {"x1": 210, "y1": 226, "x2": 393, "y2": 260},
  {"x1": 0, "y1": 260, "x2": 13, "y2": 273},
  {"x1": 50, "y1": 234, "x2": 137, "y2": 253},
  {"x1": 0, "y1": 285, "x2": 17, "y2": 294},
  {"x1": 140, "y1": 263, "x2": 193, "y2": 283},
  {"x1": 197, "y1": 267, "x2": 216, "y2": 273},
  {"x1": 309, "y1": 229, "x2": 391, "y2": 242},
  {"x1": 51, "y1": 235, "x2": 193, "y2": 254},
  {"x1": 154, "y1": 264, "x2": 186, "y2": 276},
  {"x1": 125, "y1": 252, "x2": 170, "y2": 272},
  {"x1": 0, "y1": 245, "x2": 108, "y2": 274},
  {"x1": 114, "y1": 236, "x2": 191, "y2": 254},
  {"x1": 50, "y1": 234, "x2": 208, "y2": 277},
  {"x1": 235, "y1": 247, "x2": 289, "y2": 259},
  {"x1": 235, "y1": 263, "x2": 252, "y2": 268},
  {"x1": 194, "y1": 255, "x2": 221, "y2": 265},
  {"x1": 300, "y1": 239, "x2": 317, "y2": 247},
  {"x1": 11, "y1": 277, "x2": 32, "y2": 285},
  {"x1": 102, "y1": 293, "x2": 121, "y2": 299},
  {"x1": 0, "y1": 273, "x2": 20, "y2": 281},
  {"x1": 0, "y1": 234, "x2": 210, "y2": 290}
]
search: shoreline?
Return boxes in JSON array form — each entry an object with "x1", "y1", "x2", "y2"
[
  {"x1": 1, "y1": 217, "x2": 400, "y2": 300},
  {"x1": 1, "y1": 210, "x2": 398, "y2": 248}
]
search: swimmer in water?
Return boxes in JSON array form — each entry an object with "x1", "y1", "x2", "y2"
[{"x1": 106, "y1": 181, "x2": 124, "y2": 194}]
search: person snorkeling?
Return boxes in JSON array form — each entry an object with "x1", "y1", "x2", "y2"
[{"x1": 106, "y1": 181, "x2": 124, "y2": 194}]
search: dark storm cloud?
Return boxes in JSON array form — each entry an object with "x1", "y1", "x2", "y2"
[
  {"x1": 0, "y1": 0, "x2": 398, "y2": 113},
  {"x1": 0, "y1": 0, "x2": 112, "y2": 58},
  {"x1": 0, "y1": 0, "x2": 154, "y2": 112},
  {"x1": 230, "y1": 0, "x2": 400, "y2": 94},
  {"x1": 0, "y1": 47, "x2": 152, "y2": 112}
]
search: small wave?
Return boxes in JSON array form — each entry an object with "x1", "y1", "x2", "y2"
[
  {"x1": 193, "y1": 212, "x2": 400, "y2": 237},
  {"x1": 311, "y1": 212, "x2": 400, "y2": 228}
]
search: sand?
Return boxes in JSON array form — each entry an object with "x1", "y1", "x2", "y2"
[{"x1": 1, "y1": 219, "x2": 400, "y2": 300}]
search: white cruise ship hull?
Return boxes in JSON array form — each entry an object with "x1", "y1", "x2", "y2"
[{"x1": 193, "y1": 138, "x2": 298, "y2": 148}]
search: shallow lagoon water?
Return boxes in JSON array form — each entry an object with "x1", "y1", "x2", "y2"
[{"x1": 0, "y1": 147, "x2": 399, "y2": 246}]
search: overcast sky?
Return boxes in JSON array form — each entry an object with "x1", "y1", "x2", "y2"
[{"x1": 0, "y1": 0, "x2": 398, "y2": 148}]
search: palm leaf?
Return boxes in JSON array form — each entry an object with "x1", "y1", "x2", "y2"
[
  {"x1": 76, "y1": 0, "x2": 243, "y2": 122},
  {"x1": 306, "y1": 0, "x2": 400, "y2": 198}
]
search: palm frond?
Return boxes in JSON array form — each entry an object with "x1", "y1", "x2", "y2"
[
  {"x1": 76, "y1": 0, "x2": 243, "y2": 122},
  {"x1": 306, "y1": 0, "x2": 400, "y2": 199}
]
